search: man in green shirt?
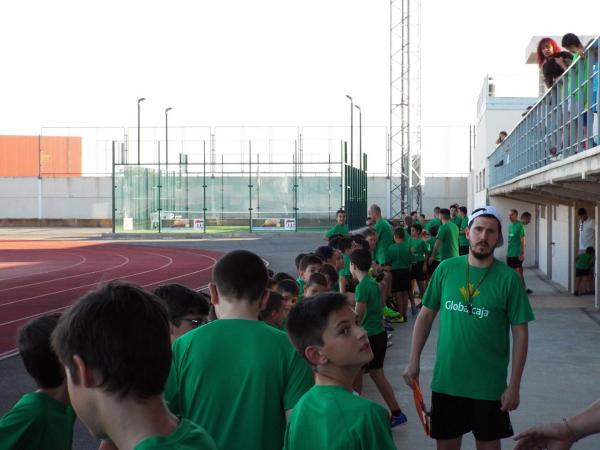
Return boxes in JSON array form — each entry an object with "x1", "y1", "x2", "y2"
[
  {"x1": 52, "y1": 281, "x2": 217, "y2": 450},
  {"x1": 368, "y1": 203, "x2": 393, "y2": 265},
  {"x1": 458, "y1": 206, "x2": 470, "y2": 255},
  {"x1": 403, "y1": 205, "x2": 534, "y2": 449},
  {"x1": 0, "y1": 314, "x2": 75, "y2": 450},
  {"x1": 428, "y1": 208, "x2": 459, "y2": 265},
  {"x1": 385, "y1": 227, "x2": 414, "y2": 322},
  {"x1": 450, "y1": 204, "x2": 463, "y2": 229},
  {"x1": 425, "y1": 206, "x2": 442, "y2": 233},
  {"x1": 284, "y1": 293, "x2": 396, "y2": 450},
  {"x1": 165, "y1": 250, "x2": 314, "y2": 450},
  {"x1": 506, "y1": 209, "x2": 528, "y2": 290},
  {"x1": 324, "y1": 209, "x2": 349, "y2": 240},
  {"x1": 350, "y1": 248, "x2": 407, "y2": 428}
]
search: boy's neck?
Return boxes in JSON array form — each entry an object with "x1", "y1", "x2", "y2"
[
  {"x1": 38, "y1": 384, "x2": 70, "y2": 405},
  {"x1": 100, "y1": 395, "x2": 179, "y2": 450},
  {"x1": 315, "y1": 366, "x2": 361, "y2": 392},
  {"x1": 215, "y1": 298, "x2": 261, "y2": 320},
  {"x1": 354, "y1": 270, "x2": 368, "y2": 282}
]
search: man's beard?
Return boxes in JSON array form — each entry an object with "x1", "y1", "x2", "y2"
[{"x1": 470, "y1": 241, "x2": 495, "y2": 260}]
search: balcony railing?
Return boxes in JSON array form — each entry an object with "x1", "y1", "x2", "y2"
[{"x1": 489, "y1": 36, "x2": 599, "y2": 188}]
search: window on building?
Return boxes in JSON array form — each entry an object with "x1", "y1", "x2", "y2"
[
  {"x1": 476, "y1": 174, "x2": 479, "y2": 192},
  {"x1": 482, "y1": 168, "x2": 486, "y2": 189}
]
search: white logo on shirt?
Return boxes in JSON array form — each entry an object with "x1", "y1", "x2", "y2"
[{"x1": 444, "y1": 300, "x2": 490, "y2": 319}]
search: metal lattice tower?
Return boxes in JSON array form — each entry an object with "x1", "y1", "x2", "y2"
[{"x1": 389, "y1": 0, "x2": 422, "y2": 218}]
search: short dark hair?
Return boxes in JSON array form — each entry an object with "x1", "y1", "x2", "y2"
[
  {"x1": 213, "y1": 250, "x2": 268, "y2": 302},
  {"x1": 362, "y1": 228, "x2": 376, "y2": 238},
  {"x1": 411, "y1": 223, "x2": 423, "y2": 234},
  {"x1": 369, "y1": 204, "x2": 382, "y2": 215},
  {"x1": 294, "y1": 253, "x2": 307, "y2": 270},
  {"x1": 429, "y1": 224, "x2": 439, "y2": 237},
  {"x1": 328, "y1": 235, "x2": 342, "y2": 249},
  {"x1": 153, "y1": 284, "x2": 210, "y2": 326},
  {"x1": 319, "y1": 263, "x2": 338, "y2": 287},
  {"x1": 307, "y1": 272, "x2": 328, "y2": 289},
  {"x1": 440, "y1": 208, "x2": 451, "y2": 220},
  {"x1": 509, "y1": 208, "x2": 518, "y2": 215},
  {"x1": 273, "y1": 272, "x2": 294, "y2": 283},
  {"x1": 350, "y1": 248, "x2": 371, "y2": 272},
  {"x1": 419, "y1": 214, "x2": 426, "y2": 220},
  {"x1": 394, "y1": 227, "x2": 405, "y2": 240},
  {"x1": 338, "y1": 237, "x2": 353, "y2": 253},
  {"x1": 459, "y1": 206, "x2": 467, "y2": 215},
  {"x1": 52, "y1": 281, "x2": 171, "y2": 400},
  {"x1": 336, "y1": 209, "x2": 346, "y2": 216},
  {"x1": 315, "y1": 246, "x2": 335, "y2": 262},
  {"x1": 586, "y1": 246, "x2": 595, "y2": 255},
  {"x1": 299, "y1": 254, "x2": 323, "y2": 272},
  {"x1": 434, "y1": 206, "x2": 441, "y2": 212},
  {"x1": 578, "y1": 208, "x2": 588, "y2": 216},
  {"x1": 521, "y1": 211, "x2": 532, "y2": 219},
  {"x1": 286, "y1": 293, "x2": 351, "y2": 364},
  {"x1": 276, "y1": 279, "x2": 299, "y2": 296},
  {"x1": 562, "y1": 33, "x2": 582, "y2": 48},
  {"x1": 18, "y1": 314, "x2": 63, "y2": 389},
  {"x1": 410, "y1": 210, "x2": 418, "y2": 216},
  {"x1": 259, "y1": 291, "x2": 284, "y2": 320}
]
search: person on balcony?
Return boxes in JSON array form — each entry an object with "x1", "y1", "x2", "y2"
[{"x1": 537, "y1": 37, "x2": 573, "y2": 89}]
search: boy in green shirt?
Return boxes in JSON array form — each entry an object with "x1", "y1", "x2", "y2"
[
  {"x1": 385, "y1": 227, "x2": 414, "y2": 322},
  {"x1": 337, "y1": 237, "x2": 355, "y2": 294},
  {"x1": 408, "y1": 223, "x2": 428, "y2": 309},
  {"x1": 164, "y1": 250, "x2": 314, "y2": 450},
  {"x1": 458, "y1": 206, "x2": 470, "y2": 256},
  {"x1": 52, "y1": 281, "x2": 217, "y2": 450},
  {"x1": 0, "y1": 314, "x2": 75, "y2": 450},
  {"x1": 259, "y1": 290, "x2": 288, "y2": 329},
  {"x1": 284, "y1": 293, "x2": 396, "y2": 450},
  {"x1": 429, "y1": 208, "x2": 459, "y2": 263},
  {"x1": 350, "y1": 248, "x2": 407, "y2": 428},
  {"x1": 324, "y1": 208, "x2": 349, "y2": 240},
  {"x1": 296, "y1": 254, "x2": 323, "y2": 302}
]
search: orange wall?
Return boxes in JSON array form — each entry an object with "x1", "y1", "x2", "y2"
[{"x1": 0, "y1": 135, "x2": 82, "y2": 176}]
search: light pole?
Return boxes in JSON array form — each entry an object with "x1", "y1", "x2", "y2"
[
  {"x1": 137, "y1": 97, "x2": 146, "y2": 165},
  {"x1": 165, "y1": 107, "x2": 172, "y2": 168},
  {"x1": 355, "y1": 104, "x2": 362, "y2": 171},
  {"x1": 345, "y1": 94, "x2": 353, "y2": 167}
]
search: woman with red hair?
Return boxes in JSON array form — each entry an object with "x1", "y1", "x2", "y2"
[{"x1": 537, "y1": 37, "x2": 573, "y2": 88}]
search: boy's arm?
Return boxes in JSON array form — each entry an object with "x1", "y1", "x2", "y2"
[
  {"x1": 428, "y1": 239, "x2": 441, "y2": 263},
  {"x1": 339, "y1": 275, "x2": 347, "y2": 293},
  {"x1": 501, "y1": 323, "x2": 528, "y2": 412},
  {"x1": 355, "y1": 301, "x2": 366, "y2": 322}
]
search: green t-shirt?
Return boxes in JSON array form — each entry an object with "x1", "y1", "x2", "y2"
[
  {"x1": 409, "y1": 237, "x2": 428, "y2": 262},
  {"x1": 426, "y1": 236, "x2": 441, "y2": 262},
  {"x1": 355, "y1": 275, "x2": 384, "y2": 336},
  {"x1": 576, "y1": 253, "x2": 593, "y2": 270},
  {"x1": 325, "y1": 223, "x2": 349, "y2": 238},
  {"x1": 424, "y1": 217, "x2": 442, "y2": 232},
  {"x1": 436, "y1": 222, "x2": 459, "y2": 261},
  {"x1": 422, "y1": 256, "x2": 535, "y2": 401},
  {"x1": 165, "y1": 320, "x2": 314, "y2": 450},
  {"x1": 451, "y1": 216, "x2": 462, "y2": 228},
  {"x1": 283, "y1": 385, "x2": 395, "y2": 450},
  {"x1": 134, "y1": 418, "x2": 217, "y2": 450},
  {"x1": 339, "y1": 253, "x2": 351, "y2": 277},
  {"x1": 0, "y1": 392, "x2": 75, "y2": 450},
  {"x1": 385, "y1": 242, "x2": 413, "y2": 269},
  {"x1": 507, "y1": 221, "x2": 526, "y2": 258},
  {"x1": 374, "y1": 218, "x2": 394, "y2": 265},
  {"x1": 296, "y1": 278, "x2": 305, "y2": 301},
  {"x1": 459, "y1": 215, "x2": 469, "y2": 247}
]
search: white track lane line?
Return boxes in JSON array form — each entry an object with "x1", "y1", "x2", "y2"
[
  {"x1": 0, "y1": 251, "x2": 173, "y2": 311},
  {"x1": 0, "y1": 251, "x2": 87, "y2": 283},
  {"x1": 0, "y1": 252, "x2": 128, "y2": 294},
  {"x1": 140, "y1": 249, "x2": 218, "y2": 288}
]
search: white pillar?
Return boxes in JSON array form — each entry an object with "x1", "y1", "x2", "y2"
[{"x1": 547, "y1": 205, "x2": 553, "y2": 280}]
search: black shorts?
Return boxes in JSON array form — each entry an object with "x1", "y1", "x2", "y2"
[
  {"x1": 506, "y1": 257, "x2": 523, "y2": 268},
  {"x1": 576, "y1": 268, "x2": 590, "y2": 277},
  {"x1": 459, "y1": 245, "x2": 469, "y2": 256},
  {"x1": 391, "y1": 269, "x2": 411, "y2": 293},
  {"x1": 430, "y1": 392, "x2": 514, "y2": 442},
  {"x1": 428, "y1": 260, "x2": 440, "y2": 276},
  {"x1": 365, "y1": 331, "x2": 387, "y2": 370},
  {"x1": 411, "y1": 263, "x2": 427, "y2": 282}
]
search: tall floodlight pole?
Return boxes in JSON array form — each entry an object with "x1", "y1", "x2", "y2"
[
  {"x1": 165, "y1": 107, "x2": 172, "y2": 167},
  {"x1": 345, "y1": 94, "x2": 353, "y2": 167},
  {"x1": 137, "y1": 97, "x2": 146, "y2": 165},
  {"x1": 355, "y1": 104, "x2": 362, "y2": 170}
]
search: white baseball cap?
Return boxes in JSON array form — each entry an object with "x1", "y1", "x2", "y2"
[{"x1": 467, "y1": 205, "x2": 504, "y2": 247}]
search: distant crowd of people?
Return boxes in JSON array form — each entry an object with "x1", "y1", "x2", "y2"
[{"x1": 0, "y1": 203, "x2": 598, "y2": 449}]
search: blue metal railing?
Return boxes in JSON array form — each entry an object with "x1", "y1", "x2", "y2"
[{"x1": 489, "y1": 36, "x2": 599, "y2": 187}]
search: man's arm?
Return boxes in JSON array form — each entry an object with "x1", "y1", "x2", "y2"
[
  {"x1": 501, "y1": 323, "x2": 528, "y2": 412},
  {"x1": 402, "y1": 306, "x2": 438, "y2": 386},
  {"x1": 519, "y1": 232, "x2": 526, "y2": 262},
  {"x1": 428, "y1": 239, "x2": 441, "y2": 264},
  {"x1": 355, "y1": 301, "x2": 366, "y2": 322}
]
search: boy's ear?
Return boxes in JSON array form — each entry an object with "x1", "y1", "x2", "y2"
[
  {"x1": 72, "y1": 355, "x2": 97, "y2": 388},
  {"x1": 259, "y1": 289, "x2": 269, "y2": 311},
  {"x1": 304, "y1": 345, "x2": 328, "y2": 366},
  {"x1": 208, "y1": 283, "x2": 219, "y2": 305}
]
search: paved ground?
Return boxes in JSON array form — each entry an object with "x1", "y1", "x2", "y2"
[{"x1": 1, "y1": 228, "x2": 600, "y2": 449}]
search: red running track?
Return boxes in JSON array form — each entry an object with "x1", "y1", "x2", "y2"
[{"x1": 0, "y1": 241, "x2": 222, "y2": 359}]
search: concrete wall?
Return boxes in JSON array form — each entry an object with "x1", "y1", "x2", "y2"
[
  {"x1": 552, "y1": 205, "x2": 571, "y2": 290},
  {"x1": 538, "y1": 205, "x2": 549, "y2": 276},
  {"x1": 0, "y1": 177, "x2": 112, "y2": 219}
]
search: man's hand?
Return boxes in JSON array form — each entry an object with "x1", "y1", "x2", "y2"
[
  {"x1": 518, "y1": 253, "x2": 525, "y2": 262},
  {"x1": 513, "y1": 421, "x2": 575, "y2": 450},
  {"x1": 500, "y1": 384, "x2": 520, "y2": 412},
  {"x1": 402, "y1": 362, "x2": 419, "y2": 388}
]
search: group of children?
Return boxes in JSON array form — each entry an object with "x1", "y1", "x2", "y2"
[{"x1": 0, "y1": 207, "x2": 466, "y2": 450}]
